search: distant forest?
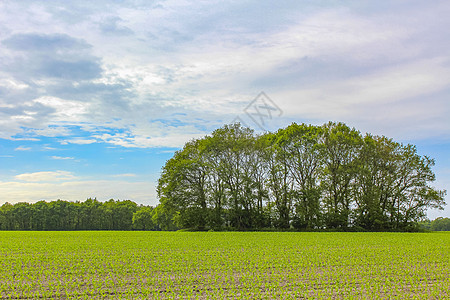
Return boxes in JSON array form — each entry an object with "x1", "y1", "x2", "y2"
[
  {"x1": 1, "y1": 122, "x2": 447, "y2": 232},
  {"x1": 0, "y1": 199, "x2": 167, "y2": 231}
]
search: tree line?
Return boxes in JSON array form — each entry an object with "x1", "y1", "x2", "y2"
[
  {"x1": 0, "y1": 198, "x2": 176, "y2": 231},
  {"x1": 1, "y1": 197, "x2": 447, "y2": 232},
  {"x1": 419, "y1": 217, "x2": 450, "y2": 231},
  {"x1": 157, "y1": 122, "x2": 446, "y2": 231}
]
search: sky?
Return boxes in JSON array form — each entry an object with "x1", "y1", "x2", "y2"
[{"x1": 0, "y1": 0, "x2": 449, "y2": 219}]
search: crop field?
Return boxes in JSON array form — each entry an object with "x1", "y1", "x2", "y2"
[{"x1": 0, "y1": 232, "x2": 449, "y2": 299}]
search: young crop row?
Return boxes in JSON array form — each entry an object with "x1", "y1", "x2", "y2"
[{"x1": 0, "y1": 231, "x2": 449, "y2": 299}]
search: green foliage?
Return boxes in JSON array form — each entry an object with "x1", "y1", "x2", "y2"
[
  {"x1": 0, "y1": 231, "x2": 448, "y2": 298},
  {"x1": 0, "y1": 199, "x2": 172, "y2": 231},
  {"x1": 132, "y1": 206, "x2": 156, "y2": 230},
  {"x1": 420, "y1": 217, "x2": 450, "y2": 231},
  {"x1": 157, "y1": 122, "x2": 446, "y2": 231},
  {"x1": 431, "y1": 217, "x2": 450, "y2": 231},
  {"x1": 151, "y1": 201, "x2": 178, "y2": 231}
]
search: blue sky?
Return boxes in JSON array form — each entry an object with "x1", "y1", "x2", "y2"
[{"x1": 0, "y1": 0, "x2": 449, "y2": 219}]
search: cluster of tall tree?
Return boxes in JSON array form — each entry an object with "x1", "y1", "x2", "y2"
[
  {"x1": 157, "y1": 122, "x2": 446, "y2": 231},
  {"x1": 0, "y1": 198, "x2": 175, "y2": 231}
]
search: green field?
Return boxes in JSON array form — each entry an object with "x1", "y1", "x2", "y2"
[{"x1": 0, "y1": 232, "x2": 449, "y2": 299}]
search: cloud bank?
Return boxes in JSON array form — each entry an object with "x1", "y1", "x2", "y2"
[{"x1": 0, "y1": 1, "x2": 449, "y2": 148}]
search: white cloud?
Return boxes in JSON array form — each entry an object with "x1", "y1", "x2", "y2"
[
  {"x1": 43, "y1": 146, "x2": 58, "y2": 150},
  {"x1": 93, "y1": 131, "x2": 205, "y2": 148},
  {"x1": 9, "y1": 137, "x2": 40, "y2": 141},
  {"x1": 33, "y1": 97, "x2": 90, "y2": 122},
  {"x1": 32, "y1": 126, "x2": 72, "y2": 137},
  {"x1": 60, "y1": 138, "x2": 98, "y2": 145},
  {"x1": 14, "y1": 146, "x2": 32, "y2": 151},
  {"x1": 15, "y1": 171, "x2": 77, "y2": 182},
  {"x1": 0, "y1": 178, "x2": 158, "y2": 206},
  {"x1": 51, "y1": 156, "x2": 74, "y2": 160},
  {"x1": 111, "y1": 173, "x2": 137, "y2": 177},
  {"x1": 277, "y1": 57, "x2": 450, "y2": 115},
  {"x1": 0, "y1": 78, "x2": 30, "y2": 90}
]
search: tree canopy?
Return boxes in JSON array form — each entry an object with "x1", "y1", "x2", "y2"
[
  {"x1": 157, "y1": 122, "x2": 446, "y2": 231},
  {"x1": 419, "y1": 217, "x2": 450, "y2": 231},
  {"x1": 0, "y1": 199, "x2": 168, "y2": 231}
]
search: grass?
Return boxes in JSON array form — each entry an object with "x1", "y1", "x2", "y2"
[{"x1": 0, "y1": 231, "x2": 449, "y2": 299}]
